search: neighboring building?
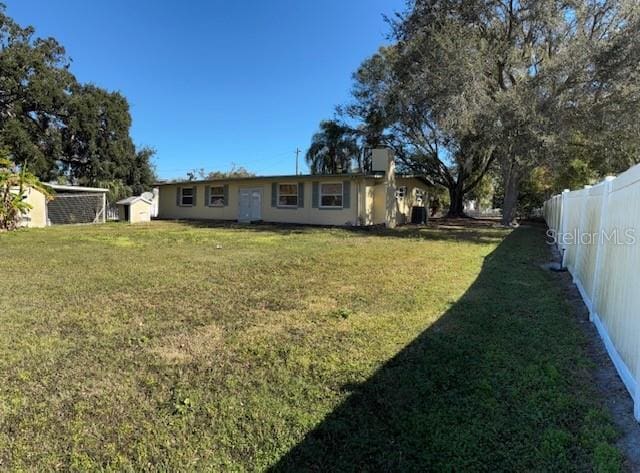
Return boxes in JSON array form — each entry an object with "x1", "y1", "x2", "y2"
[
  {"x1": 116, "y1": 195, "x2": 153, "y2": 223},
  {"x1": 156, "y1": 149, "x2": 430, "y2": 227},
  {"x1": 464, "y1": 199, "x2": 502, "y2": 218},
  {"x1": 18, "y1": 185, "x2": 49, "y2": 228},
  {"x1": 19, "y1": 184, "x2": 109, "y2": 228}
]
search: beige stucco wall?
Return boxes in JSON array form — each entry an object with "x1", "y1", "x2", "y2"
[
  {"x1": 370, "y1": 177, "x2": 427, "y2": 226},
  {"x1": 395, "y1": 177, "x2": 429, "y2": 225},
  {"x1": 19, "y1": 187, "x2": 47, "y2": 228},
  {"x1": 372, "y1": 183, "x2": 387, "y2": 225},
  {"x1": 157, "y1": 150, "x2": 428, "y2": 228},
  {"x1": 158, "y1": 178, "x2": 361, "y2": 226},
  {"x1": 361, "y1": 184, "x2": 376, "y2": 225}
]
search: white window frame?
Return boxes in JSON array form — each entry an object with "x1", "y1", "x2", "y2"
[
  {"x1": 180, "y1": 187, "x2": 194, "y2": 206},
  {"x1": 277, "y1": 183, "x2": 298, "y2": 208},
  {"x1": 319, "y1": 182, "x2": 343, "y2": 209},
  {"x1": 209, "y1": 185, "x2": 225, "y2": 207},
  {"x1": 396, "y1": 186, "x2": 407, "y2": 200}
]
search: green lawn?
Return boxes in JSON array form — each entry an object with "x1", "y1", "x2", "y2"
[{"x1": 0, "y1": 221, "x2": 621, "y2": 471}]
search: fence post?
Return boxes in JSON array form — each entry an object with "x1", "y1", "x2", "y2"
[
  {"x1": 560, "y1": 189, "x2": 570, "y2": 267},
  {"x1": 589, "y1": 176, "x2": 615, "y2": 321}
]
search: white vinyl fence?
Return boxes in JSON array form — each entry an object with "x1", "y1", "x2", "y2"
[
  {"x1": 106, "y1": 204, "x2": 120, "y2": 221},
  {"x1": 543, "y1": 164, "x2": 640, "y2": 421}
]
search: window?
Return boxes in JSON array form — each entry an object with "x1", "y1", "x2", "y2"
[
  {"x1": 181, "y1": 187, "x2": 194, "y2": 206},
  {"x1": 320, "y1": 182, "x2": 343, "y2": 208},
  {"x1": 396, "y1": 186, "x2": 407, "y2": 199},
  {"x1": 416, "y1": 189, "x2": 425, "y2": 204},
  {"x1": 209, "y1": 186, "x2": 225, "y2": 206},
  {"x1": 278, "y1": 183, "x2": 298, "y2": 207}
]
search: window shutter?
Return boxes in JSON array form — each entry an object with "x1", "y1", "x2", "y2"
[
  {"x1": 271, "y1": 182, "x2": 277, "y2": 207},
  {"x1": 223, "y1": 184, "x2": 229, "y2": 206},
  {"x1": 343, "y1": 181, "x2": 350, "y2": 209},
  {"x1": 205, "y1": 186, "x2": 210, "y2": 207},
  {"x1": 298, "y1": 182, "x2": 304, "y2": 208},
  {"x1": 176, "y1": 186, "x2": 181, "y2": 207},
  {"x1": 192, "y1": 186, "x2": 197, "y2": 206},
  {"x1": 312, "y1": 182, "x2": 319, "y2": 208}
]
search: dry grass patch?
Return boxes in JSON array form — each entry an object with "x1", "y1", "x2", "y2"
[{"x1": 149, "y1": 323, "x2": 224, "y2": 365}]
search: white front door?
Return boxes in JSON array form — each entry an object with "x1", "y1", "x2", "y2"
[{"x1": 238, "y1": 188, "x2": 262, "y2": 222}]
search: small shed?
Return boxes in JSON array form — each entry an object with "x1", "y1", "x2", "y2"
[
  {"x1": 46, "y1": 184, "x2": 109, "y2": 225},
  {"x1": 116, "y1": 194, "x2": 153, "y2": 223},
  {"x1": 18, "y1": 183, "x2": 109, "y2": 228}
]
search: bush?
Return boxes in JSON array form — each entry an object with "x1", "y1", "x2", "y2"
[{"x1": 0, "y1": 154, "x2": 51, "y2": 231}]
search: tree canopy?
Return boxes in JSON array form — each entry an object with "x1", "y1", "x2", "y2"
[
  {"x1": 397, "y1": 0, "x2": 640, "y2": 222},
  {"x1": 180, "y1": 165, "x2": 255, "y2": 182},
  {"x1": 345, "y1": 43, "x2": 496, "y2": 216},
  {"x1": 0, "y1": 5, "x2": 154, "y2": 198},
  {"x1": 315, "y1": 0, "x2": 640, "y2": 222}
]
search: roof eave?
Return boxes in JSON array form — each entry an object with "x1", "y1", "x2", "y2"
[
  {"x1": 154, "y1": 173, "x2": 374, "y2": 187},
  {"x1": 47, "y1": 183, "x2": 109, "y2": 193}
]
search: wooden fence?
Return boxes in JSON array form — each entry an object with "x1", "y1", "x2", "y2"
[{"x1": 543, "y1": 164, "x2": 640, "y2": 422}]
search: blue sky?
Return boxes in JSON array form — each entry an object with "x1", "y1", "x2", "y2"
[{"x1": 8, "y1": 1, "x2": 403, "y2": 179}]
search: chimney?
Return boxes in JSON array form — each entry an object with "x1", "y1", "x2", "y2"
[
  {"x1": 371, "y1": 148, "x2": 394, "y2": 175},
  {"x1": 371, "y1": 148, "x2": 397, "y2": 228}
]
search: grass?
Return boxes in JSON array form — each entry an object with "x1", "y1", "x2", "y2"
[{"x1": 0, "y1": 221, "x2": 622, "y2": 471}]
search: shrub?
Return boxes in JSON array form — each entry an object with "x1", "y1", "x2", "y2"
[{"x1": 0, "y1": 154, "x2": 51, "y2": 231}]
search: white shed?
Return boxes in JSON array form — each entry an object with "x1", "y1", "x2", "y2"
[{"x1": 116, "y1": 195, "x2": 153, "y2": 223}]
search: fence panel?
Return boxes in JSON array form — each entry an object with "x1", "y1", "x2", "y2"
[
  {"x1": 543, "y1": 164, "x2": 640, "y2": 422},
  {"x1": 543, "y1": 194, "x2": 563, "y2": 235},
  {"x1": 106, "y1": 205, "x2": 120, "y2": 221},
  {"x1": 562, "y1": 189, "x2": 586, "y2": 272},
  {"x1": 594, "y1": 165, "x2": 640, "y2": 412},
  {"x1": 573, "y1": 184, "x2": 604, "y2": 305}
]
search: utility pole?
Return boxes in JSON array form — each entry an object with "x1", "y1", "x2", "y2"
[{"x1": 295, "y1": 148, "x2": 301, "y2": 175}]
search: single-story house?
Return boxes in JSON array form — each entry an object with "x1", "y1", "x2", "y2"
[{"x1": 156, "y1": 149, "x2": 430, "y2": 227}]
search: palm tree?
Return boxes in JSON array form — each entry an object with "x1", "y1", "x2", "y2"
[{"x1": 305, "y1": 120, "x2": 360, "y2": 174}]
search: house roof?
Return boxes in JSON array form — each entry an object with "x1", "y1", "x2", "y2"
[
  {"x1": 153, "y1": 172, "x2": 433, "y2": 187},
  {"x1": 153, "y1": 173, "x2": 375, "y2": 186},
  {"x1": 116, "y1": 196, "x2": 152, "y2": 205},
  {"x1": 46, "y1": 183, "x2": 109, "y2": 193}
]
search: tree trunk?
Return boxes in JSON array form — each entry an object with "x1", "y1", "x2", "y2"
[
  {"x1": 501, "y1": 161, "x2": 520, "y2": 226},
  {"x1": 446, "y1": 177, "x2": 467, "y2": 218}
]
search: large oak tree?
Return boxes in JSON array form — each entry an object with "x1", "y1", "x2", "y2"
[
  {"x1": 0, "y1": 5, "x2": 154, "y2": 197},
  {"x1": 396, "y1": 0, "x2": 640, "y2": 224},
  {"x1": 337, "y1": 0, "x2": 640, "y2": 222}
]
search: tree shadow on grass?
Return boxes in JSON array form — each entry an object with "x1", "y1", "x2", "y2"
[
  {"x1": 156, "y1": 218, "x2": 510, "y2": 245},
  {"x1": 267, "y1": 225, "x2": 614, "y2": 472}
]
